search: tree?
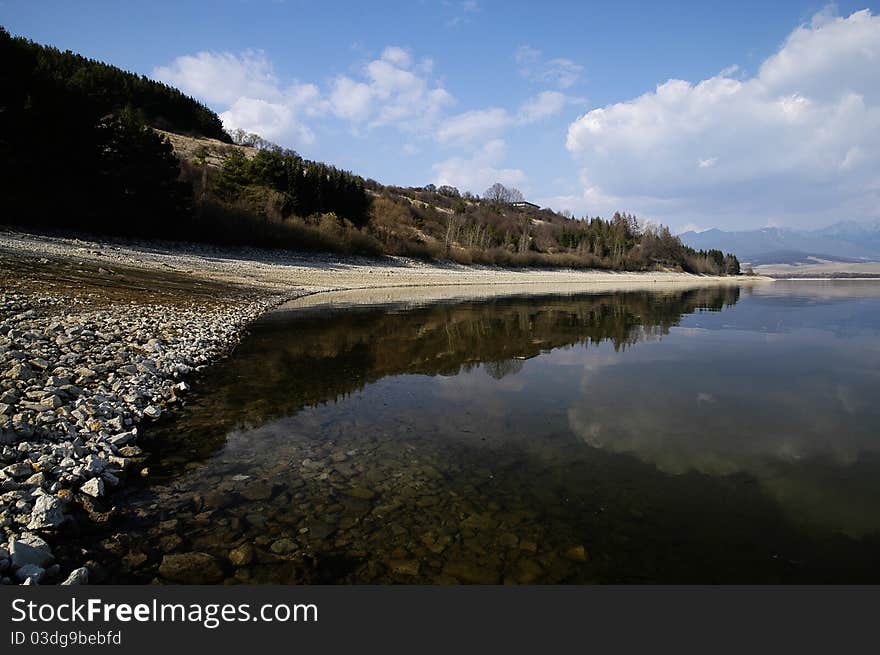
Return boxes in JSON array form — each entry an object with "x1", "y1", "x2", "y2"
[{"x1": 484, "y1": 182, "x2": 524, "y2": 204}]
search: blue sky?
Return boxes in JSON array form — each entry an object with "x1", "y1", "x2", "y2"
[{"x1": 2, "y1": 1, "x2": 879, "y2": 231}]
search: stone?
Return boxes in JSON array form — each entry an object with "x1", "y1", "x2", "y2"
[
  {"x1": 388, "y1": 559, "x2": 420, "y2": 576},
  {"x1": 158, "y1": 552, "x2": 225, "y2": 584},
  {"x1": 442, "y1": 560, "x2": 500, "y2": 584},
  {"x1": 27, "y1": 494, "x2": 65, "y2": 530},
  {"x1": 498, "y1": 533, "x2": 519, "y2": 549},
  {"x1": 10, "y1": 535, "x2": 54, "y2": 568},
  {"x1": 60, "y1": 567, "x2": 89, "y2": 586},
  {"x1": 562, "y1": 545, "x2": 588, "y2": 562},
  {"x1": 228, "y1": 543, "x2": 254, "y2": 567},
  {"x1": 143, "y1": 405, "x2": 162, "y2": 420},
  {"x1": 511, "y1": 558, "x2": 544, "y2": 584},
  {"x1": 3, "y1": 462, "x2": 33, "y2": 479},
  {"x1": 5, "y1": 364, "x2": 35, "y2": 381},
  {"x1": 240, "y1": 482, "x2": 274, "y2": 502},
  {"x1": 159, "y1": 534, "x2": 183, "y2": 552},
  {"x1": 307, "y1": 520, "x2": 335, "y2": 541},
  {"x1": 109, "y1": 431, "x2": 135, "y2": 446},
  {"x1": 519, "y1": 540, "x2": 538, "y2": 555},
  {"x1": 269, "y1": 538, "x2": 297, "y2": 555},
  {"x1": 40, "y1": 395, "x2": 63, "y2": 410},
  {"x1": 461, "y1": 513, "x2": 496, "y2": 530},
  {"x1": 80, "y1": 478, "x2": 105, "y2": 498},
  {"x1": 83, "y1": 455, "x2": 106, "y2": 475},
  {"x1": 15, "y1": 564, "x2": 45, "y2": 584},
  {"x1": 347, "y1": 486, "x2": 376, "y2": 500}
]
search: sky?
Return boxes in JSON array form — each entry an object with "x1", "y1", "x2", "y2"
[{"x1": 2, "y1": 0, "x2": 879, "y2": 232}]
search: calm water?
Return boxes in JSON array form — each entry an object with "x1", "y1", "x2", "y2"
[{"x1": 73, "y1": 281, "x2": 880, "y2": 583}]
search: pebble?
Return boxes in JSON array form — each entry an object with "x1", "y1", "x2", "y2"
[{"x1": 0, "y1": 272, "x2": 292, "y2": 585}]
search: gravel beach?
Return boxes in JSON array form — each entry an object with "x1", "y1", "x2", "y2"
[{"x1": 0, "y1": 229, "x2": 767, "y2": 584}]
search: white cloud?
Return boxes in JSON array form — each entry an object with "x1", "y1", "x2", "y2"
[
  {"x1": 564, "y1": 8, "x2": 880, "y2": 229},
  {"x1": 220, "y1": 97, "x2": 314, "y2": 144},
  {"x1": 432, "y1": 139, "x2": 526, "y2": 193},
  {"x1": 380, "y1": 45, "x2": 411, "y2": 69},
  {"x1": 436, "y1": 91, "x2": 576, "y2": 144},
  {"x1": 154, "y1": 44, "x2": 454, "y2": 145},
  {"x1": 329, "y1": 76, "x2": 374, "y2": 121},
  {"x1": 516, "y1": 46, "x2": 584, "y2": 89},
  {"x1": 516, "y1": 90, "x2": 569, "y2": 123},
  {"x1": 322, "y1": 45, "x2": 456, "y2": 131},
  {"x1": 446, "y1": 1, "x2": 481, "y2": 27},
  {"x1": 436, "y1": 108, "x2": 512, "y2": 143},
  {"x1": 154, "y1": 50, "x2": 282, "y2": 105}
]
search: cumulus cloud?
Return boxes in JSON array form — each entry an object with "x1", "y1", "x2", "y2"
[
  {"x1": 516, "y1": 90, "x2": 569, "y2": 123},
  {"x1": 564, "y1": 8, "x2": 880, "y2": 228},
  {"x1": 437, "y1": 91, "x2": 577, "y2": 144},
  {"x1": 516, "y1": 45, "x2": 583, "y2": 89},
  {"x1": 436, "y1": 108, "x2": 511, "y2": 143},
  {"x1": 154, "y1": 50, "x2": 281, "y2": 105},
  {"x1": 153, "y1": 45, "x2": 454, "y2": 145},
  {"x1": 432, "y1": 139, "x2": 526, "y2": 192}
]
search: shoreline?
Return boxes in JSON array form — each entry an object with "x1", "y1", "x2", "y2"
[{"x1": 0, "y1": 229, "x2": 769, "y2": 585}]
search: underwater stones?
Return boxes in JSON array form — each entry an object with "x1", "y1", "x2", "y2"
[
  {"x1": 158, "y1": 534, "x2": 183, "y2": 552},
  {"x1": 519, "y1": 540, "x2": 538, "y2": 555},
  {"x1": 388, "y1": 559, "x2": 420, "y2": 576},
  {"x1": 461, "y1": 512, "x2": 496, "y2": 531},
  {"x1": 240, "y1": 481, "x2": 275, "y2": 502},
  {"x1": 441, "y1": 559, "x2": 500, "y2": 585},
  {"x1": 228, "y1": 543, "x2": 255, "y2": 567},
  {"x1": 510, "y1": 558, "x2": 544, "y2": 584},
  {"x1": 498, "y1": 533, "x2": 519, "y2": 549},
  {"x1": 306, "y1": 520, "x2": 335, "y2": 541},
  {"x1": 158, "y1": 552, "x2": 224, "y2": 584},
  {"x1": 562, "y1": 545, "x2": 588, "y2": 562},
  {"x1": 269, "y1": 538, "x2": 297, "y2": 555},
  {"x1": 346, "y1": 486, "x2": 376, "y2": 500}
]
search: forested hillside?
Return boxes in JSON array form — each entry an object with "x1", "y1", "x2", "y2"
[{"x1": 0, "y1": 28, "x2": 741, "y2": 275}]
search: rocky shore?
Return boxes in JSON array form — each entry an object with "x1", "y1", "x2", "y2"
[{"x1": 0, "y1": 241, "x2": 295, "y2": 584}]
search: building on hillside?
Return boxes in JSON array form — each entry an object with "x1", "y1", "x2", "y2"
[{"x1": 511, "y1": 201, "x2": 541, "y2": 211}]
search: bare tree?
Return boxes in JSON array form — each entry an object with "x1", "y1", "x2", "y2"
[{"x1": 484, "y1": 182, "x2": 524, "y2": 204}]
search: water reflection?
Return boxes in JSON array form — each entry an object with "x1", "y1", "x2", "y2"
[{"x1": 68, "y1": 283, "x2": 880, "y2": 584}]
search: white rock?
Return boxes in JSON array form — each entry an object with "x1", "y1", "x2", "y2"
[
  {"x1": 60, "y1": 566, "x2": 88, "y2": 586},
  {"x1": 80, "y1": 478, "x2": 104, "y2": 498},
  {"x1": 143, "y1": 405, "x2": 161, "y2": 420},
  {"x1": 27, "y1": 495, "x2": 64, "y2": 530}
]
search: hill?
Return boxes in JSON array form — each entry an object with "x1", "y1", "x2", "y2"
[
  {"x1": 0, "y1": 28, "x2": 741, "y2": 276},
  {"x1": 680, "y1": 222, "x2": 880, "y2": 264}
]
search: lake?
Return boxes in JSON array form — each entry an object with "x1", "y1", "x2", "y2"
[{"x1": 73, "y1": 281, "x2": 880, "y2": 583}]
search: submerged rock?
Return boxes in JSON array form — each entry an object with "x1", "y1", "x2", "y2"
[{"x1": 159, "y1": 552, "x2": 225, "y2": 584}]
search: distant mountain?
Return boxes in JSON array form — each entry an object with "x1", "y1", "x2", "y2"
[
  {"x1": 679, "y1": 220, "x2": 880, "y2": 263},
  {"x1": 744, "y1": 250, "x2": 866, "y2": 266}
]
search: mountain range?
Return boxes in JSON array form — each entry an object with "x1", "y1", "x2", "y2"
[{"x1": 679, "y1": 220, "x2": 880, "y2": 264}]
